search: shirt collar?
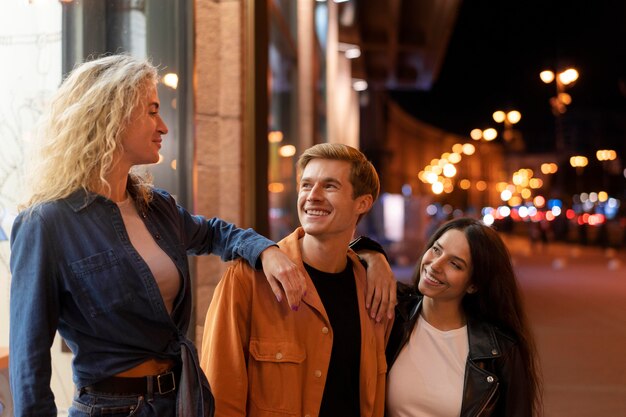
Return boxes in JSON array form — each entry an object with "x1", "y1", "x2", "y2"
[
  {"x1": 64, "y1": 188, "x2": 102, "y2": 212},
  {"x1": 401, "y1": 295, "x2": 502, "y2": 360}
]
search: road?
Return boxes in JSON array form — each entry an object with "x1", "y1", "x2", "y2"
[
  {"x1": 393, "y1": 235, "x2": 626, "y2": 416},
  {"x1": 506, "y1": 236, "x2": 626, "y2": 417}
]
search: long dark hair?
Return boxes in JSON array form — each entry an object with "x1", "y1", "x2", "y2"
[{"x1": 411, "y1": 217, "x2": 542, "y2": 415}]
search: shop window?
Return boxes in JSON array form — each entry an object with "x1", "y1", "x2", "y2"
[
  {"x1": 0, "y1": 1, "x2": 191, "y2": 412},
  {"x1": 267, "y1": 0, "x2": 328, "y2": 241},
  {"x1": 62, "y1": 0, "x2": 193, "y2": 205}
]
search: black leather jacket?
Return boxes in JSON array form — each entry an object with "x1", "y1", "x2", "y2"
[{"x1": 387, "y1": 292, "x2": 532, "y2": 417}]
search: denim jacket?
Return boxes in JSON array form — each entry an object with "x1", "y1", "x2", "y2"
[{"x1": 9, "y1": 187, "x2": 275, "y2": 417}]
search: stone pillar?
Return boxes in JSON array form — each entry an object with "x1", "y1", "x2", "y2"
[
  {"x1": 193, "y1": 0, "x2": 244, "y2": 347},
  {"x1": 192, "y1": 0, "x2": 269, "y2": 349}
]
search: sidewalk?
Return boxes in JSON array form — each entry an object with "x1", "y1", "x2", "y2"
[{"x1": 505, "y1": 235, "x2": 626, "y2": 417}]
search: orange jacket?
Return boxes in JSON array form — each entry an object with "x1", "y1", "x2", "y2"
[{"x1": 201, "y1": 228, "x2": 392, "y2": 417}]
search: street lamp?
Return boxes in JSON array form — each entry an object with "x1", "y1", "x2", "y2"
[
  {"x1": 492, "y1": 110, "x2": 521, "y2": 142},
  {"x1": 596, "y1": 149, "x2": 617, "y2": 161},
  {"x1": 596, "y1": 149, "x2": 618, "y2": 190},
  {"x1": 540, "y1": 68, "x2": 578, "y2": 115},
  {"x1": 569, "y1": 155, "x2": 588, "y2": 167},
  {"x1": 540, "y1": 67, "x2": 579, "y2": 152},
  {"x1": 569, "y1": 155, "x2": 588, "y2": 191},
  {"x1": 470, "y1": 128, "x2": 498, "y2": 141}
]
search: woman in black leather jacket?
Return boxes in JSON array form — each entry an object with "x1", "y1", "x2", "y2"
[{"x1": 369, "y1": 218, "x2": 542, "y2": 417}]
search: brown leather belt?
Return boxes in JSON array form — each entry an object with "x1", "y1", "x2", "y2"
[{"x1": 83, "y1": 370, "x2": 178, "y2": 396}]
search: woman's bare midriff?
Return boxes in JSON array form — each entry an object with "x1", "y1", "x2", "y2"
[{"x1": 116, "y1": 357, "x2": 175, "y2": 377}]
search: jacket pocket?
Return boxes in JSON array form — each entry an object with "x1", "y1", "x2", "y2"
[
  {"x1": 72, "y1": 392, "x2": 145, "y2": 416},
  {"x1": 70, "y1": 250, "x2": 135, "y2": 317},
  {"x1": 248, "y1": 339, "x2": 306, "y2": 415}
]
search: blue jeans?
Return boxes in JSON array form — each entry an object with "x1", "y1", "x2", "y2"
[{"x1": 70, "y1": 389, "x2": 176, "y2": 417}]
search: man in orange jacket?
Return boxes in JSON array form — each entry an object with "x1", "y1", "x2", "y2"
[{"x1": 201, "y1": 143, "x2": 392, "y2": 417}]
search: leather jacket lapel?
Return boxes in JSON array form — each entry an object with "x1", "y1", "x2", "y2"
[{"x1": 461, "y1": 318, "x2": 501, "y2": 417}]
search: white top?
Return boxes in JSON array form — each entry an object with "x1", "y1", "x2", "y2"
[
  {"x1": 387, "y1": 315, "x2": 469, "y2": 417},
  {"x1": 117, "y1": 196, "x2": 181, "y2": 314}
]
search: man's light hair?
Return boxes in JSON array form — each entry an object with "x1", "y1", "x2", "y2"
[{"x1": 297, "y1": 143, "x2": 380, "y2": 211}]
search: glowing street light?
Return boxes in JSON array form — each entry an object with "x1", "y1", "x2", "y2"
[
  {"x1": 569, "y1": 155, "x2": 588, "y2": 168},
  {"x1": 442, "y1": 163, "x2": 457, "y2": 178},
  {"x1": 539, "y1": 70, "x2": 555, "y2": 84},
  {"x1": 541, "y1": 68, "x2": 579, "y2": 86},
  {"x1": 470, "y1": 127, "x2": 498, "y2": 142},
  {"x1": 492, "y1": 110, "x2": 521, "y2": 142},
  {"x1": 541, "y1": 67, "x2": 579, "y2": 153},
  {"x1": 470, "y1": 129, "x2": 483, "y2": 140},
  {"x1": 482, "y1": 128, "x2": 498, "y2": 141},
  {"x1": 493, "y1": 110, "x2": 521, "y2": 125},
  {"x1": 540, "y1": 162, "x2": 558, "y2": 174},
  {"x1": 540, "y1": 67, "x2": 579, "y2": 116},
  {"x1": 596, "y1": 149, "x2": 617, "y2": 161},
  {"x1": 470, "y1": 128, "x2": 497, "y2": 141},
  {"x1": 558, "y1": 68, "x2": 579, "y2": 85},
  {"x1": 462, "y1": 143, "x2": 476, "y2": 155}
]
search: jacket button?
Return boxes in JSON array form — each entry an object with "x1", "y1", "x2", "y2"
[
  {"x1": 275, "y1": 352, "x2": 283, "y2": 360},
  {"x1": 154, "y1": 234, "x2": 161, "y2": 240},
  {"x1": 487, "y1": 376, "x2": 494, "y2": 383},
  {"x1": 314, "y1": 370, "x2": 322, "y2": 378},
  {"x1": 321, "y1": 327, "x2": 329, "y2": 334},
  {"x1": 491, "y1": 349, "x2": 498, "y2": 355}
]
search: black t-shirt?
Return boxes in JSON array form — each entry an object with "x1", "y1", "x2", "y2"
[{"x1": 305, "y1": 260, "x2": 361, "y2": 417}]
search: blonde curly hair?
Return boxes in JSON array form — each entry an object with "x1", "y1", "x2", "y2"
[{"x1": 22, "y1": 54, "x2": 158, "y2": 210}]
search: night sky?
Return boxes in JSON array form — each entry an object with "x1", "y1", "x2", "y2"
[{"x1": 390, "y1": 1, "x2": 626, "y2": 155}]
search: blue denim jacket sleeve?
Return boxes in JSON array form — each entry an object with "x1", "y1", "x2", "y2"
[
  {"x1": 9, "y1": 211, "x2": 60, "y2": 417},
  {"x1": 164, "y1": 191, "x2": 275, "y2": 269}
]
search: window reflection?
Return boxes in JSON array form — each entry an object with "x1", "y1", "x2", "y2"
[
  {"x1": 0, "y1": 0, "x2": 63, "y2": 339},
  {"x1": 268, "y1": 0, "x2": 328, "y2": 241},
  {"x1": 61, "y1": 0, "x2": 190, "y2": 205},
  {"x1": 268, "y1": 0, "x2": 298, "y2": 241},
  {"x1": 0, "y1": 2, "x2": 189, "y2": 412},
  {"x1": 0, "y1": 2, "x2": 63, "y2": 412}
]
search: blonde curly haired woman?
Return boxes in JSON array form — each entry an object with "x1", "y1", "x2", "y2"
[{"x1": 9, "y1": 54, "x2": 308, "y2": 417}]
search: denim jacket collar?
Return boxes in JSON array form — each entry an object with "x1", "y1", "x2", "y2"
[
  {"x1": 65, "y1": 188, "x2": 100, "y2": 212},
  {"x1": 65, "y1": 180, "x2": 138, "y2": 212}
]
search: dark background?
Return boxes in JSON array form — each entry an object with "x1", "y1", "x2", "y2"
[{"x1": 391, "y1": 1, "x2": 626, "y2": 155}]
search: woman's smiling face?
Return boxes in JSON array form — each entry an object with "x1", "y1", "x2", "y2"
[
  {"x1": 118, "y1": 82, "x2": 168, "y2": 170},
  {"x1": 418, "y1": 228, "x2": 476, "y2": 303}
]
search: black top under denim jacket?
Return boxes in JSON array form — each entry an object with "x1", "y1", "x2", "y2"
[{"x1": 348, "y1": 237, "x2": 532, "y2": 417}]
